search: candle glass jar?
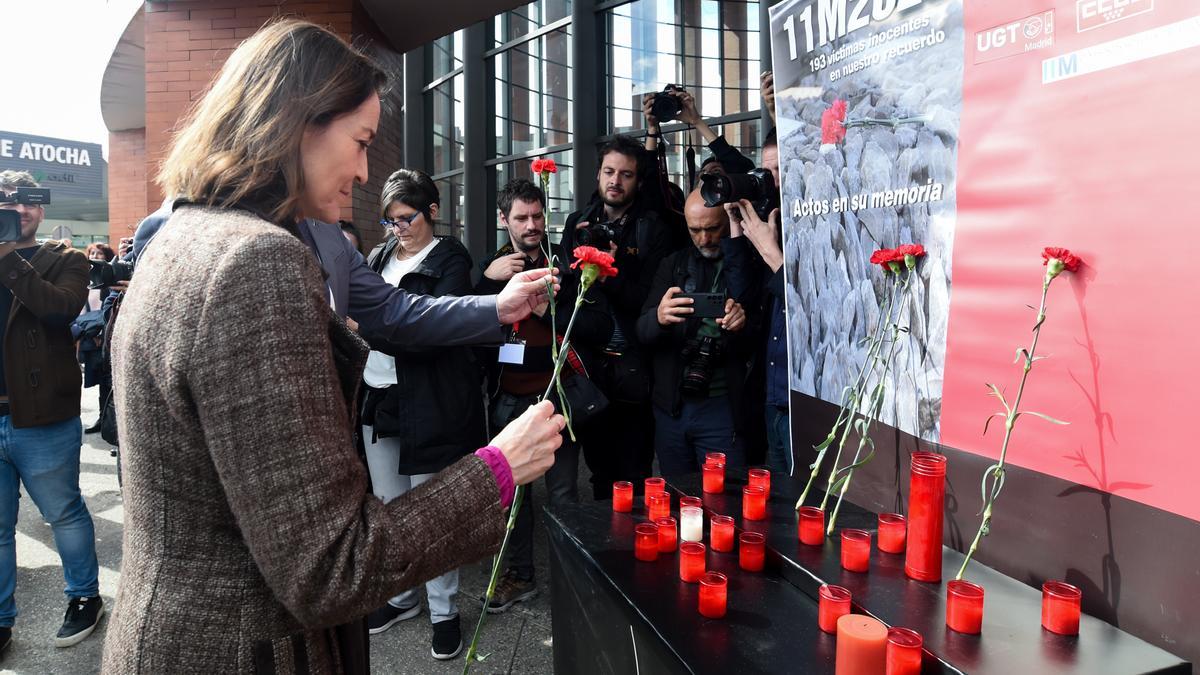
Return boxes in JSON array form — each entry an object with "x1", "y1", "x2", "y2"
[
  {"x1": 841, "y1": 529, "x2": 871, "y2": 573},
  {"x1": 946, "y1": 580, "x2": 985, "y2": 634},
  {"x1": 698, "y1": 572, "x2": 728, "y2": 618},
  {"x1": 904, "y1": 452, "x2": 947, "y2": 582},
  {"x1": 680, "y1": 506, "x2": 704, "y2": 542},
  {"x1": 799, "y1": 506, "x2": 825, "y2": 546},
  {"x1": 634, "y1": 523, "x2": 660, "y2": 562},
  {"x1": 1041, "y1": 581, "x2": 1082, "y2": 635},
  {"x1": 612, "y1": 481, "x2": 634, "y2": 513},
  {"x1": 877, "y1": 513, "x2": 907, "y2": 554},
  {"x1": 817, "y1": 583, "x2": 851, "y2": 634},
  {"x1": 705, "y1": 452, "x2": 726, "y2": 468},
  {"x1": 885, "y1": 627, "x2": 923, "y2": 675},
  {"x1": 680, "y1": 495, "x2": 703, "y2": 511},
  {"x1": 648, "y1": 492, "x2": 671, "y2": 521},
  {"x1": 710, "y1": 514, "x2": 735, "y2": 552},
  {"x1": 748, "y1": 468, "x2": 771, "y2": 498},
  {"x1": 679, "y1": 541, "x2": 706, "y2": 582},
  {"x1": 738, "y1": 531, "x2": 766, "y2": 572},
  {"x1": 702, "y1": 463, "x2": 725, "y2": 494},
  {"x1": 644, "y1": 477, "x2": 665, "y2": 508},
  {"x1": 655, "y1": 516, "x2": 678, "y2": 553},
  {"x1": 743, "y1": 485, "x2": 768, "y2": 521}
]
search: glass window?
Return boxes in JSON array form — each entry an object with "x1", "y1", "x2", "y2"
[
  {"x1": 433, "y1": 175, "x2": 465, "y2": 239},
  {"x1": 656, "y1": 117, "x2": 761, "y2": 189},
  {"x1": 606, "y1": 0, "x2": 761, "y2": 134},
  {"x1": 429, "y1": 30, "x2": 464, "y2": 82},
  {"x1": 429, "y1": 72, "x2": 465, "y2": 175},
  {"x1": 493, "y1": 27, "x2": 573, "y2": 158},
  {"x1": 495, "y1": 0, "x2": 572, "y2": 46},
  {"x1": 494, "y1": 150, "x2": 574, "y2": 244}
]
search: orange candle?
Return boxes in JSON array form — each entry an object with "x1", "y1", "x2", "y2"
[
  {"x1": 710, "y1": 514, "x2": 735, "y2": 552},
  {"x1": 612, "y1": 481, "x2": 633, "y2": 512},
  {"x1": 748, "y1": 468, "x2": 771, "y2": 498},
  {"x1": 835, "y1": 614, "x2": 888, "y2": 675}
]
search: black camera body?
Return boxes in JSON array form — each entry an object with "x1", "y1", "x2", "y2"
[
  {"x1": 699, "y1": 168, "x2": 779, "y2": 221},
  {"x1": 89, "y1": 258, "x2": 135, "y2": 289},
  {"x1": 0, "y1": 187, "x2": 51, "y2": 242},
  {"x1": 680, "y1": 334, "x2": 724, "y2": 398},
  {"x1": 650, "y1": 84, "x2": 685, "y2": 123},
  {"x1": 576, "y1": 221, "x2": 616, "y2": 252}
]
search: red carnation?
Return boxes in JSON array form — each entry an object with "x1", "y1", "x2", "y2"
[
  {"x1": 531, "y1": 158, "x2": 545, "y2": 174},
  {"x1": 571, "y1": 245, "x2": 619, "y2": 286},
  {"x1": 532, "y1": 158, "x2": 558, "y2": 175},
  {"x1": 1041, "y1": 247, "x2": 1080, "y2": 272},
  {"x1": 821, "y1": 99, "x2": 848, "y2": 145},
  {"x1": 896, "y1": 244, "x2": 925, "y2": 258},
  {"x1": 869, "y1": 248, "x2": 897, "y2": 265}
]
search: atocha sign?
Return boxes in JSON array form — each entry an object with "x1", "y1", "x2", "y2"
[{"x1": 0, "y1": 131, "x2": 104, "y2": 200}]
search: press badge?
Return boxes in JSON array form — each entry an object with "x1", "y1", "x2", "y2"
[{"x1": 498, "y1": 327, "x2": 526, "y2": 364}]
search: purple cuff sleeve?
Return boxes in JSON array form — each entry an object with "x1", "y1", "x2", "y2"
[{"x1": 475, "y1": 446, "x2": 515, "y2": 508}]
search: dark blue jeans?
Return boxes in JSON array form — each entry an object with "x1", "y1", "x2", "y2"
[
  {"x1": 653, "y1": 396, "x2": 744, "y2": 477},
  {"x1": 765, "y1": 406, "x2": 793, "y2": 476}
]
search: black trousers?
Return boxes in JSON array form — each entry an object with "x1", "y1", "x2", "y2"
[{"x1": 579, "y1": 399, "x2": 655, "y2": 500}]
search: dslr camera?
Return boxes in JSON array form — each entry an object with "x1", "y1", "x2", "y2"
[
  {"x1": 575, "y1": 220, "x2": 616, "y2": 252},
  {"x1": 680, "y1": 334, "x2": 724, "y2": 398},
  {"x1": 649, "y1": 84, "x2": 685, "y2": 123},
  {"x1": 699, "y1": 168, "x2": 779, "y2": 221},
  {"x1": 89, "y1": 258, "x2": 135, "y2": 289},
  {"x1": 0, "y1": 187, "x2": 51, "y2": 242}
]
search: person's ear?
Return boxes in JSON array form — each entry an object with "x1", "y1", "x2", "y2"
[{"x1": 428, "y1": 203, "x2": 440, "y2": 221}]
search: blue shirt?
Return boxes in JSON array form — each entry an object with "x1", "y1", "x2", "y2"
[{"x1": 0, "y1": 246, "x2": 42, "y2": 398}]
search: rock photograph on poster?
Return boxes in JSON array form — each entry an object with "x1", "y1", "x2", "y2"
[{"x1": 769, "y1": 0, "x2": 963, "y2": 441}]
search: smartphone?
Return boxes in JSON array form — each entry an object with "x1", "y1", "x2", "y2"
[{"x1": 679, "y1": 292, "x2": 726, "y2": 319}]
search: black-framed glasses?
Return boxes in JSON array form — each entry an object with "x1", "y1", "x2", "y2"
[{"x1": 380, "y1": 211, "x2": 422, "y2": 230}]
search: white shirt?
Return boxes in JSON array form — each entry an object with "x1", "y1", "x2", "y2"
[{"x1": 362, "y1": 237, "x2": 441, "y2": 388}]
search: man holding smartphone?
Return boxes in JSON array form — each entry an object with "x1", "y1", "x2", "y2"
[{"x1": 636, "y1": 190, "x2": 751, "y2": 475}]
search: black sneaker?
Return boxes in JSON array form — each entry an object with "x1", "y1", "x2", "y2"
[
  {"x1": 430, "y1": 617, "x2": 462, "y2": 660},
  {"x1": 366, "y1": 600, "x2": 420, "y2": 635},
  {"x1": 485, "y1": 570, "x2": 537, "y2": 614},
  {"x1": 55, "y1": 596, "x2": 104, "y2": 648},
  {"x1": 0, "y1": 626, "x2": 11, "y2": 656}
]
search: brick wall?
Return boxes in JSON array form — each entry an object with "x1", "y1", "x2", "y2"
[{"x1": 107, "y1": 128, "x2": 147, "y2": 243}]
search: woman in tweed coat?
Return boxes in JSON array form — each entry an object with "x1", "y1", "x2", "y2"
[{"x1": 102, "y1": 20, "x2": 563, "y2": 674}]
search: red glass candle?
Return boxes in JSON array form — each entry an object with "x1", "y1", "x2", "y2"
[
  {"x1": 904, "y1": 452, "x2": 947, "y2": 582},
  {"x1": 946, "y1": 580, "x2": 984, "y2": 634},
  {"x1": 679, "y1": 541, "x2": 706, "y2": 582},
  {"x1": 705, "y1": 452, "x2": 726, "y2": 468},
  {"x1": 799, "y1": 506, "x2": 825, "y2": 546},
  {"x1": 742, "y1": 485, "x2": 767, "y2": 521},
  {"x1": 612, "y1": 481, "x2": 634, "y2": 513},
  {"x1": 1042, "y1": 581, "x2": 1082, "y2": 635},
  {"x1": 841, "y1": 529, "x2": 871, "y2": 573},
  {"x1": 710, "y1": 514, "x2": 735, "y2": 552},
  {"x1": 680, "y1": 495, "x2": 703, "y2": 510},
  {"x1": 698, "y1": 572, "x2": 728, "y2": 619},
  {"x1": 748, "y1": 468, "x2": 771, "y2": 498},
  {"x1": 818, "y1": 584, "x2": 852, "y2": 634},
  {"x1": 644, "y1": 477, "x2": 666, "y2": 507},
  {"x1": 739, "y1": 531, "x2": 766, "y2": 572},
  {"x1": 634, "y1": 523, "x2": 659, "y2": 562},
  {"x1": 885, "y1": 627, "x2": 923, "y2": 675},
  {"x1": 702, "y1": 463, "x2": 725, "y2": 494},
  {"x1": 877, "y1": 513, "x2": 907, "y2": 554},
  {"x1": 655, "y1": 516, "x2": 677, "y2": 553},
  {"x1": 648, "y1": 492, "x2": 671, "y2": 521}
]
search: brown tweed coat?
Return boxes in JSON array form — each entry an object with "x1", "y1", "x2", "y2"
[{"x1": 103, "y1": 206, "x2": 506, "y2": 673}]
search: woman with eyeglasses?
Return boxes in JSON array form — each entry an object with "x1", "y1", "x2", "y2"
[
  {"x1": 358, "y1": 169, "x2": 485, "y2": 659},
  {"x1": 104, "y1": 20, "x2": 563, "y2": 673}
]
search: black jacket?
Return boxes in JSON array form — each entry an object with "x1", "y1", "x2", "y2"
[
  {"x1": 362, "y1": 236, "x2": 486, "y2": 474},
  {"x1": 473, "y1": 241, "x2": 614, "y2": 394},
  {"x1": 635, "y1": 241, "x2": 757, "y2": 427}
]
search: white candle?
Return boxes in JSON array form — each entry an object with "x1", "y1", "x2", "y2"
[{"x1": 680, "y1": 506, "x2": 703, "y2": 542}]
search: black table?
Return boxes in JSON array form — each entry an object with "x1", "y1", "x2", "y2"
[{"x1": 546, "y1": 473, "x2": 1191, "y2": 675}]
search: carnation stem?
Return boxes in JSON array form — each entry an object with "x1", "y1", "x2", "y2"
[{"x1": 954, "y1": 278, "x2": 1053, "y2": 581}]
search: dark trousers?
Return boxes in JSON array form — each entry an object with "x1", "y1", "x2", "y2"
[
  {"x1": 491, "y1": 391, "x2": 579, "y2": 581},
  {"x1": 580, "y1": 399, "x2": 654, "y2": 500},
  {"x1": 653, "y1": 395, "x2": 745, "y2": 477}
]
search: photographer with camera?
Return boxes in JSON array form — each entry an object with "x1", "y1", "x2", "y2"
[
  {"x1": 0, "y1": 170, "x2": 102, "y2": 653},
  {"x1": 561, "y1": 136, "x2": 673, "y2": 499},
  {"x1": 635, "y1": 190, "x2": 753, "y2": 475},
  {"x1": 642, "y1": 86, "x2": 756, "y2": 178}
]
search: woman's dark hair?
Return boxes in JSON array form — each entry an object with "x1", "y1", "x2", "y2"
[
  {"x1": 85, "y1": 243, "x2": 116, "y2": 261},
  {"x1": 380, "y1": 168, "x2": 440, "y2": 221}
]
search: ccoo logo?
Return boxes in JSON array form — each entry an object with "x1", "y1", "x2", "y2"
[{"x1": 1076, "y1": 0, "x2": 1154, "y2": 33}]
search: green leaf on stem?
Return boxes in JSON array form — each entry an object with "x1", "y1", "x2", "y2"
[
  {"x1": 985, "y1": 383, "x2": 1010, "y2": 412},
  {"x1": 1019, "y1": 410, "x2": 1069, "y2": 425},
  {"x1": 982, "y1": 412, "x2": 1006, "y2": 436}
]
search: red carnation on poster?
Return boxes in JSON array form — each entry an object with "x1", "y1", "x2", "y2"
[
  {"x1": 571, "y1": 245, "x2": 618, "y2": 278},
  {"x1": 821, "y1": 99, "x2": 848, "y2": 145},
  {"x1": 1042, "y1": 247, "x2": 1080, "y2": 273},
  {"x1": 870, "y1": 247, "x2": 902, "y2": 272},
  {"x1": 896, "y1": 243, "x2": 926, "y2": 258}
]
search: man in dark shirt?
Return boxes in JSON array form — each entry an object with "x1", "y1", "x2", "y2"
[{"x1": 0, "y1": 171, "x2": 101, "y2": 653}]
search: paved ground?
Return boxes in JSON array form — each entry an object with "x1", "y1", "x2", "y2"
[{"x1": 2, "y1": 387, "x2": 566, "y2": 674}]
